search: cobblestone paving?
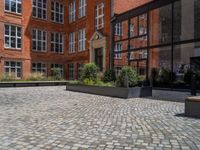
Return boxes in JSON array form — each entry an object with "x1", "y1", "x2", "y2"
[{"x1": 0, "y1": 86, "x2": 200, "y2": 150}]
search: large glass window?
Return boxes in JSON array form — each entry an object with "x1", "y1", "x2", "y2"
[
  {"x1": 4, "y1": 25, "x2": 21, "y2": 49},
  {"x1": 113, "y1": 0, "x2": 200, "y2": 88},
  {"x1": 33, "y1": 0, "x2": 47, "y2": 19},
  {"x1": 5, "y1": 0, "x2": 22, "y2": 14}
]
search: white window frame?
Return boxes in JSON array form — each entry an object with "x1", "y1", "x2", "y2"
[
  {"x1": 69, "y1": 32, "x2": 76, "y2": 53},
  {"x1": 4, "y1": 61, "x2": 22, "y2": 79},
  {"x1": 4, "y1": 24, "x2": 21, "y2": 49},
  {"x1": 32, "y1": 29, "x2": 47, "y2": 52},
  {"x1": 68, "y1": 63, "x2": 74, "y2": 80},
  {"x1": 78, "y1": 0, "x2": 86, "y2": 18},
  {"x1": 32, "y1": 0, "x2": 47, "y2": 20},
  {"x1": 78, "y1": 28, "x2": 86, "y2": 51},
  {"x1": 95, "y1": 3, "x2": 104, "y2": 30},
  {"x1": 51, "y1": 1, "x2": 64, "y2": 24},
  {"x1": 115, "y1": 23, "x2": 123, "y2": 36},
  {"x1": 114, "y1": 43, "x2": 122, "y2": 59},
  {"x1": 130, "y1": 24, "x2": 135, "y2": 37},
  {"x1": 69, "y1": 0, "x2": 76, "y2": 23},
  {"x1": 115, "y1": 67, "x2": 122, "y2": 76},
  {"x1": 51, "y1": 32, "x2": 64, "y2": 53},
  {"x1": 4, "y1": 0, "x2": 22, "y2": 14}
]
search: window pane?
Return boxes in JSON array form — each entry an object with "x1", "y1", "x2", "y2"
[
  {"x1": 173, "y1": 0, "x2": 200, "y2": 42},
  {"x1": 149, "y1": 4, "x2": 172, "y2": 46}
]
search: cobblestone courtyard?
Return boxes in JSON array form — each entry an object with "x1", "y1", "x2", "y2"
[{"x1": 0, "y1": 86, "x2": 200, "y2": 150}]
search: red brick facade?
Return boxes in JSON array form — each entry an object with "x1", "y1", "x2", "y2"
[{"x1": 0, "y1": 0, "x2": 153, "y2": 80}]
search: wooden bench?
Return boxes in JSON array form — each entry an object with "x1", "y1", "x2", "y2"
[{"x1": 185, "y1": 96, "x2": 200, "y2": 118}]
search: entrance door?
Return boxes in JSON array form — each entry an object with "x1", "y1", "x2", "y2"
[{"x1": 95, "y1": 48, "x2": 103, "y2": 71}]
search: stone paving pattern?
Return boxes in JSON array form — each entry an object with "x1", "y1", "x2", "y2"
[{"x1": 0, "y1": 86, "x2": 200, "y2": 150}]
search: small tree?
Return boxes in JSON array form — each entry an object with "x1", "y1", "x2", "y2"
[
  {"x1": 103, "y1": 70, "x2": 116, "y2": 82},
  {"x1": 52, "y1": 68, "x2": 62, "y2": 80},
  {"x1": 116, "y1": 66, "x2": 139, "y2": 87},
  {"x1": 80, "y1": 63, "x2": 99, "y2": 82}
]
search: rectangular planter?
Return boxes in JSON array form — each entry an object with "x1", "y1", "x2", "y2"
[
  {"x1": 185, "y1": 96, "x2": 200, "y2": 118},
  {"x1": 66, "y1": 83, "x2": 152, "y2": 99},
  {"x1": 0, "y1": 81, "x2": 67, "y2": 88}
]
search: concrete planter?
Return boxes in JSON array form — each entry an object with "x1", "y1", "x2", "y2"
[
  {"x1": 66, "y1": 83, "x2": 152, "y2": 99},
  {"x1": 185, "y1": 96, "x2": 200, "y2": 118},
  {"x1": 0, "y1": 81, "x2": 67, "y2": 88}
]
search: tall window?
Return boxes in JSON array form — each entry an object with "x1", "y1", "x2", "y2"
[
  {"x1": 77, "y1": 63, "x2": 84, "y2": 79},
  {"x1": 51, "y1": 64, "x2": 63, "y2": 77},
  {"x1": 5, "y1": 0, "x2": 22, "y2": 14},
  {"x1": 4, "y1": 61, "x2": 22, "y2": 78},
  {"x1": 79, "y1": 0, "x2": 86, "y2": 18},
  {"x1": 33, "y1": 0, "x2": 47, "y2": 19},
  {"x1": 32, "y1": 29, "x2": 47, "y2": 52},
  {"x1": 32, "y1": 62, "x2": 47, "y2": 74},
  {"x1": 68, "y1": 63, "x2": 74, "y2": 80},
  {"x1": 51, "y1": 1, "x2": 64, "y2": 23},
  {"x1": 78, "y1": 28, "x2": 86, "y2": 51},
  {"x1": 115, "y1": 23, "x2": 123, "y2": 36},
  {"x1": 69, "y1": 32, "x2": 76, "y2": 53},
  {"x1": 69, "y1": 0, "x2": 76, "y2": 23},
  {"x1": 51, "y1": 32, "x2": 64, "y2": 53},
  {"x1": 115, "y1": 43, "x2": 122, "y2": 59},
  {"x1": 95, "y1": 3, "x2": 104, "y2": 30},
  {"x1": 4, "y1": 25, "x2": 21, "y2": 49}
]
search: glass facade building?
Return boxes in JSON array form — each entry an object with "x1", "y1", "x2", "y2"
[{"x1": 112, "y1": 0, "x2": 200, "y2": 89}]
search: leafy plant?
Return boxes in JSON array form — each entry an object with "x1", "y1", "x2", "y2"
[
  {"x1": 52, "y1": 68, "x2": 62, "y2": 80},
  {"x1": 116, "y1": 66, "x2": 139, "y2": 87},
  {"x1": 80, "y1": 63, "x2": 99, "y2": 82},
  {"x1": 82, "y1": 78, "x2": 95, "y2": 85},
  {"x1": 184, "y1": 69, "x2": 193, "y2": 84},
  {"x1": 157, "y1": 68, "x2": 176, "y2": 83},
  {"x1": 103, "y1": 70, "x2": 116, "y2": 82}
]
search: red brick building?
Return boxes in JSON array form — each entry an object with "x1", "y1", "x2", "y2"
[{"x1": 0, "y1": 0, "x2": 153, "y2": 80}]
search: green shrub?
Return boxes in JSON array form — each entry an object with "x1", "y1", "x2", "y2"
[
  {"x1": 80, "y1": 63, "x2": 99, "y2": 82},
  {"x1": 157, "y1": 68, "x2": 176, "y2": 83},
  {"x1": 184, "y1": 69, "x2": 193, "y2": 84},
  {"x1": 103, "y1": 70, "x2": 116, "y2": 82},
  {"x1": 116, "y1": 66, "x2": 139, "y2": 87},
  {"x1": 82, "y1": 78, "x2": 95, "y2": 85},
  {"x1": 196, "y1": 71, "x2": 200, "y2": 81},
  {"x1": 0, "y1": 73, "x2": 16, "y2": 82},
  {"x1": 52, "y1": 68, "x2": 62, "y2": 80}
]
